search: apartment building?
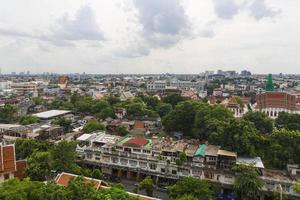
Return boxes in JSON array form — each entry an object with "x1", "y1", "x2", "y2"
[
  {"x1": 76, "y1": 132, "x2": 300, "y2": 199},
  {"x1": 11, "y1": 82, "x2": 38, "y2": 97},
  {"x1": 147, "y1": 80, "x2": 205, "y2": 92}
]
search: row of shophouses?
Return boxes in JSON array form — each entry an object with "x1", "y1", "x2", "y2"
[{"x1": 76, "y1": 132, "x2": 300, "y2": 200}]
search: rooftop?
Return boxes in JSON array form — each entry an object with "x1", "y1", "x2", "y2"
[
  {"x1": 237, "y1": 157, "x2": 265, "y2": 169},
  {"x1": 33, "y1": 110, "x2": 71, "y2": 119}
]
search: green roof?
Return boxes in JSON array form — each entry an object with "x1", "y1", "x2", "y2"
[{"x1": 194, "y1": 144, "x2": 206, "y2": 157}]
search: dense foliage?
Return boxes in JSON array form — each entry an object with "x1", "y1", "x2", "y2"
[
  {"x1": 233, "y1": 164, "x2": 264, "y2": 200},
  {"x1": 167, "y1": 177, "x2": 213, "y2": 200},
  {"x1": 0, "y1": 178, "x2": 134, "y2": 200},
  {"x1": 83, "y1": 121, "x2": 105, "y2": 133},
  {"x1": 19, "y1": 115, "x2": 39, "y2": 125}
]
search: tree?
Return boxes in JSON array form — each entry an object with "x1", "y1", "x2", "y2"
[
  {"x1": 156, "y1": 103, "x2": 172, "y2": 117},
  {"x1": 91, "y1": 169, "x2": 103, "y2": 180},
  {"x1": 0, "y1": 104, "x2": 18, "y2": 123},
  {"x1": 233, "y1": 164, "x2": 264, "y2": 200},
  {"x1": 163, "y1": 101, "x2": 200, "y2": 136},
  {"x1": 243, "y1": 111, "x2": 273, "y2": 134},
  {"x1": 193, "y1": 103, "x2": 234, "y2": 139},
  {"x1": 52, "y1": 117, "x2": 72, "y2": 133},
  {"x1": 275, "y1": 112, "x2": 300, "y2": 131},
  {"x1": 162, "y1": 94, "x2": 185, "y2": 108},
  {"x1": 98, "y1": 187, "x2": 135, "y2": 200},
  {"x1": 167, "y1": 177, "x2": 213, "y2": 200},
  {"x1": 138, "y1": 176, "x2": 154, "y2": 197},
  {"x1": 25, "y1": 151, "x2": 52, "y2": 181},
  {"x1": 19, "y1": 115, "x2": 39, "y2": 125},
  {"x1": 66, "y1": 176, "x2": 98, "y2": 200},
  {"x1": 51, "y1": 140, "x2": 78, "y2": 172},
  {"x1": 116, "y1": 126, "x2": 129, "y2": 136},
  {"x1": 176, "y1": 194, "x2": 198, "y2": 200},
  {"x1": 39, "y1": 181, "x2": 69, "y2": 200},
  {"x1": 83, "y1": 121, "x2": 105, "y2": 133},
  {"x1": 15, "y1": 138, "x2": 53, "y2": 159},
  {"x1": 293, "y1": 181, "x2": 300, "y2": 193}
]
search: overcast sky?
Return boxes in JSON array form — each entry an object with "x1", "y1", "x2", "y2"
[{"x1": 0, "y1": 0, "x2": 299, "y2": 74}]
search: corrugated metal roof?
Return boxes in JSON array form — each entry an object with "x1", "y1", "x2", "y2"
[{"x1": 194, "y1": 144, "x2": 206, "y2": 157}]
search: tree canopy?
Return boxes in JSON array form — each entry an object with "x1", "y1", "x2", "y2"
[
  {"x1": 167, "y1": 177, "x2": 213, "y2": 200},
  {"x1": 83, "y1": 121, "x2": 105, "y2": 133},
  {"x1": 233, "y1": 164, "x2": 264, "y2": 200}
]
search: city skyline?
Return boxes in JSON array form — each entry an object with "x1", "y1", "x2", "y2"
[{"x1": 0, "y1": 0, "x2": 299, "y2": 74}]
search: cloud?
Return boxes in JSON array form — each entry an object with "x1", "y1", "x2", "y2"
[
  {"x1": 132, "y1": 0, "x2": 190, "y2": 48},
  {"x1": 248, "y1": 0, "x2": 281, "y2": 20},
  {"x1": 213, "y1": 0, "x2": 239, "y2": 20},
  {"x1": 212, "y1": 0, "x2": 281, "y2": 20},
  {"x1": 0, "y1": 5, "x2": 105, "y2": 46},
  {"x1": 52, "y1": 5, "x2": 105, "y2": 41}
]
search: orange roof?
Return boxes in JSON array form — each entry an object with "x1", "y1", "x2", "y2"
[
  {"x1": 134, "y1": 120, "x2": 144, "y2": 129},
  {"x1": 0, "y1": 145, "x2": 17, "y2": 174},
  {"x1": 125, "y1": 137, "x2": 148, "y2": 147},
  {"x1": 55, "y1": 172, "x2": 107, "y2": 190}
]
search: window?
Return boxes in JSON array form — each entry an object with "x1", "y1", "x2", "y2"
[
  {"x1": 161, "y1": 168, "x2": 165, "y2": 173},
  {"x1": 129, "y1": 160, "x2": 137, "y2": 166},
  {"x1": 86, "y1": 153, "x2": 92, "y2": 159},
  {"x1": 95, "y1": 157, "x2": 100, "y2": 160},
  {"x1": 133, "y1": 148, "x2": 141, "y2": 153},
  {"x1": 139, "y1": 161, "x2": 147, "y2": 168},
  {"x1": 112, "y1": 157, "x2": 118, "y2": 163},
  {"x1": 149, "y1": 163, "x2": 156, "y2": 170},
  {"x1": 172, "y1": 170, "x2": 177, "y2": 175},
  {"x1": 143, "y1": 150, "x2": 150, "y2": 154}
]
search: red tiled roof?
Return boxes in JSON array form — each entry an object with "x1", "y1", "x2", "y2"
[
  {"x1": 0, "y1": 145, "x2": 16, "y2": 174},
  {"x1": 55, "y1": 172, "x2": 107, "y2": 190},
  {"x1": 125, "y1": 137, "x2": 148, "y2": 147}
]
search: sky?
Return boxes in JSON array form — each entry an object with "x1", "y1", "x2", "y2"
[{"x1": 0, "y1": 0, "x2": 299, "y2": 74}]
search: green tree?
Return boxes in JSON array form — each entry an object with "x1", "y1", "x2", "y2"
[
  {"x1": 275, "y1": 112, "x2": 300, "y2": 131},
  {"x1": 176, "y1": 194, "x2": 198, "y2": 200},
  {"x1": 243, "y1": 111, "x2": 273, "y2": 134},
  {"x1": 39, "y1": 181, "x2": 69, "y2": 200},
  {"x1": 156, "y1": 103, "x2": 172, "y2": 117},
  {"x1": 66, "y1": 176, "x2": 98, "y2": 200},
  {"x1": 91, "y1": 169, "x2": 103, "y2": 180},
  {"x1": 25, "y1": 151, "x2": 52, "y2": 181},
  {"x1": 19, "y1": 115, "x2": 39, "y2": 125},
  {"x1": 162, "y1": 94, "x2": 185, "y2": 108},
  {"x1": 116, "y1": 126, "x2": 129, "y2": 136},
  {"x1": 163, "y1": 101, "x2": 200, "y2": 136},
  {"x1": 52, "y1": 117, "x2": 72, "y2": 133},
  {"x1": 15, "y1": 138, "x2": 53, "y2": 159},
  {"x1": 233, "y1": 164, "x2": 264, "y2": 200},
  {"x1": 193, "y1": 103, "x2": 234, "y2": 139},
  {"x1": 167, "y1": 177, "x2": 213, "y2": 200},
  {"x1": 98, "y1": 187, "x2": 135, "y2": 200},
  {"x1": 209, "y1": 119, "x2": 259, "y2": 157},
  {"x1": 0, "y1": 104, "x2": 18, "y2": 123},
  {"x1": 138, "y1": 176, "x2": 154, "y2": 197},
  {"x1": 83, "y1": 121, "x2": 105, "y2": 133},
  {"x1": 293, "y1": 181, "x2": 300, "y2": 193},
  {"x1": 51, "y1": 140, "x2": 78, "y2": 172}
]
